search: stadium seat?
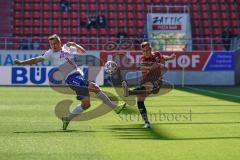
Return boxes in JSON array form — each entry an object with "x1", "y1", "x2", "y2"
[
  {"x1": 108, "y1": 4, "x2": 115, "y2": 11},
  {"x1": 14, "y1": 4, "x2": 21, "y2": 11},
  {"x1": 127, "y1": 12, "x2": 134, "y2": 19},
  {"x1": 33, "y1": 20, "x2": 40, "y2": 26},
  {"x1": 13, "y1": 27, "x2": 21, "y2": 35},
  {"x1": 43, "y1": 3, "x2": 51, "y2": 10},
  {"x1": 14, "y1": 19, "x2": 21, "y2": 26},
  {"x1": 99, "y1": 4, "x2": 107, "y2": 11},
  {"x1": 89, "y1": 4, "x2": 96, "y2": 11},
  {"x1": 71, "y1": 19, "x2": 78, "y2": 27},
  {"x1": 24, "y1": 12, "x2": 31, "y2": 18},
  {"x1": 108, "y1": 12, "x2": 115, "y2": 19},
  {"x1": 126, "y1": 4, "x2": 134, "y2": 11},
  {"x1": 80, "y1": 4, "x2": 87, "y2": 11},
  {"x1": 99, "y1": 28, "x2": 107, "y2": 35},
  {"x1": 80, "y1": 28, "x2": 88, "y2": 36},
  {"x1": 71, "y1": 27, "x2": 79, "y2": 36},
  {"x1": 221, "y1": 12, "x2": 228, "y2": 19},
  {"x1": 116, "y1": 4, "x2": 125, "y2": 11},
  {"x1": 43, "y1": 12, "x2": 51, "y2": 18},
  {"x1": 118, "y1": 12, "x2": 125, "y2": 19},
  {"x1": 118, "y1": 20, "x2": 125, "y2": 27},
  {"x1": 33, "y1": 12, "x2": 40, "y2": 18},
  {"x1": 23, "y1": 19, "x2": 31, "y2": 26},
  {"x1": 108, "y1": 20, "x2": 116, "y2": 27}
]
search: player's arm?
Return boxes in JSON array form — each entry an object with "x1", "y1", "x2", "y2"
[
  {"x1": 14, "y1": 56, "x2": 44, "y2": 65},
  {"x1": 163, "y1": 54, "x2": 176, "y2": 61},
  {"x1": 66, "y1": 42, "x2": 86, "y2": 54}
]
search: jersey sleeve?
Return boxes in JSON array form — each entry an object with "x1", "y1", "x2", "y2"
[
  {"x1": 40, "y1": 49, "x2": 52, "y2": 61},
  {"x1": 62, "y1": 44, "x2": 78, "y2": 55}
]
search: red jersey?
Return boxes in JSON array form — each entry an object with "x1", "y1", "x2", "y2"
[{"x1": 140, "y1": 51, "x2": 165, "y2": 84}]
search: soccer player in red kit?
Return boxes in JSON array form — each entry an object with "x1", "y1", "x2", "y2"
[{"x1": 122, "y1": 41, "x2": 175, "y2": 128}]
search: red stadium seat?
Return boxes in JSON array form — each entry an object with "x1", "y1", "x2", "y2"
[
  {"x1": 33, "y1": 3, "x2": 41, "y2": 11},
  {"x1": 108, "y1": 4, "x2": 115, "y2": 11},
  {"x1": 23, "y1": 19, "x2": 31, "y2": 26},
  {"x1": 23, "y1": 27, "x2": 31, "y2": 35},
  {"x1": 127, "y1": 28, "x2": 135, "y2": 35},
  {"x1": 116, "y1": 4, "x2": 125, "y2": 11},
  {"x1": 89, "y1": 4, "x2": 96, "y2": 11},
  {"x1": 71, "y1": 4, "x2": 78, "y2": 11},
  {"x1": 24, "y1": 3, "x2": 31, "y2": 10},
  {"x1": 24, "y1": 12, "x2": 31, "y2": 18},
  {"x1": 14, "y1": 19, "x2": 21, "y2": 26},
  {"x1": 71, "y1": 19, "x2": 78, "y2": 27},
  {"x1": 62, "y1": 20, "x2": 69, "y2": 27},
  {"x1": 231, "y1": 21, "x2": 238, "y2": 27},
  {"x1": 99, "y1": 4, "x2": 107, "y2": 11},
  {"x1": 61, "y1": 12, "x2": 69, "y2": 19},
  {"x1": 14, "y1": 4, "x2": 21, "y2": 10},
  {"x1": 220, "y1": 4, "x2": 227, "y2": 11},
  {"x1": 61, "y1": 28, "x2": 69, "y2": 35},
  {"x1": 126, "y1": 4, "x2": 134, "y2": 11},
  {"x1": 221, "y1": 12, "x2": 228, "y2": 19},
  {"x1": 80, "y1": 4, "x2": 87, "y2": 11},
  {"x1": 99, "y1": 28, "x2": 107, "y2": 35},
  {"x1": 118, "y1": 20, "x2": 125, "y2": 27},
  {"x1": 52, "y1": 27, "x2": 60, "y2": 34},
  {"x1": 128, "y1": 21, "x2": 135, "y2": 27},
  {"x1": 42, "y1": 19, "x2": 50, "y2": 27},
  {"x1": 33, "y1": 12, "x2": 40, "y2": 18},
  {"x1": 108, "y1": 20, "x2": 116, "y2": 27},
  {"x1": 118, "y1": 12, "x2": 125, "y2": 19},
  {"x1": 71, "y1": 12, "x2": 78, "y2": 19},
  {"x1": 43, "y1": 3, "x2": 51, "y2": 10},
  {"x1": 71, "y1": 28, "x2": 79, "y2": 35},
  {"x1": 14, "y1": 27, "x2": 21, "y2": 35},
  {"x1": 33, "y1": 28, "x2": 41, "y2": 35},
  {"x1": 230, "y1": 12, "x2": 238, "y2": 19},
  {"x1": 137, "y1": 21, "x2": 144, "y2": 28},
  {"x1": 52, "y1": 19, "x2": 59, "y2": 27},
  {"x1": 109, "y1": 28, "x2": 116, "y2": 36},
  {"x1": 33, "y1": 20, "x2": 40, "y2": 26},
  {"x1": 90, "y1": 28, "x2": 97, "y2": 35},
  {"x1": 80, "y1": 28, "x2": 88, "y2": 36},
  {"x1": 108, "y1": 12, "x2": 115, "y2": 19},
  {"x1": 53, "y1": 3, "x2": 59, "y2": 11},
  {"x1": 127, "y1": 12, "x2": 134, "y2": 19},
  {"x1": 43, "y1": 11, "x2": 51, "y2": 18},
  {"x1": 14, "y1": 11, "x2": 21, "y2": 18},
  {"x1": 211, "y1": 12, "x2": 218, "y2": 19},
  {"x1": 200, "y1": 4, "x2": 208, "y2": 11}
]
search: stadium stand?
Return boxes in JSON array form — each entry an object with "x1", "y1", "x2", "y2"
[{"x1": 1, "y1": 0, "x2": 240, "y2": 50}]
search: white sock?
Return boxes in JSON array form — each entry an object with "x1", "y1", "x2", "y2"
[
  {"x1": 68, "y1": 104, "x2": 84, "y2": 121},
  {"x1": 96, "y1": 91, "x2": 117, "y2": 108}
]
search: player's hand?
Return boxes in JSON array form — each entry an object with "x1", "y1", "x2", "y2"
[
  {"x1": 66, "y1": 42, "x2": 76, "y2": 47},
  {"x1": 14, "y1": 59, "x2": 23, "y2": 65}
]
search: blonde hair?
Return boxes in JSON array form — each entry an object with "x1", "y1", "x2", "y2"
[
  {"x1": 48, "y1": 34, "x2": 61, "y2": 42},
  {"x1": 141, "y1": 41, "x2": 150, "y2": 48}
]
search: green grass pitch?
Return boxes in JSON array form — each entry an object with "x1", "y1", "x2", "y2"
[{"x1": 0, "y1": 86, "x2": 240, "y2": 160}]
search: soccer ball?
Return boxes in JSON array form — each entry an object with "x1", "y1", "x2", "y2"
[{"x1": 104, "y1": 61, "x2": 118, "y2": 75}]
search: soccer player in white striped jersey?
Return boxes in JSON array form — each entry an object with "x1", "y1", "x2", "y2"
[{"x1": 14, "y1": 34, "x2": 126, "y2": 130}]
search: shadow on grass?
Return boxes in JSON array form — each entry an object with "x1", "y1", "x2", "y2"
[
  {"x1": 105, "y1": 122, "x2": 240, "y2": 140},
  {"x1": 176, "y1": 86, "x2": 240, "y2": 103},
  {"x1": 13, "y1": 129, "x2": 111, "y2": 134}
]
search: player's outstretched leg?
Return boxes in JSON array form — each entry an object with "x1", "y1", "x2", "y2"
[
  {"x1": 122, "y1": 81, "x2": 148, "y2": 97},
  {"x1": 88, "y1": 82, "x2": 126, "y2": 114},
  {"x1": 62, "y1": 98, "x2": 90, "y2": 130}
]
